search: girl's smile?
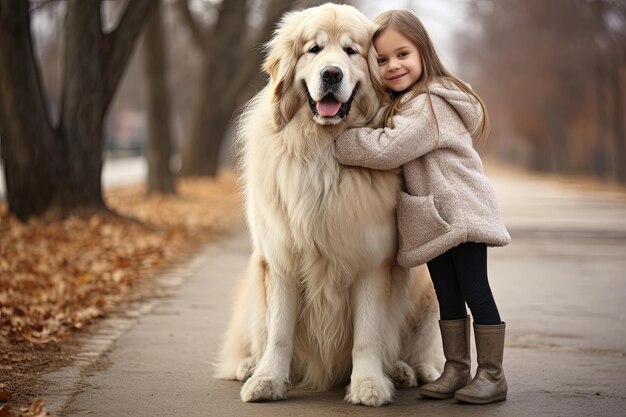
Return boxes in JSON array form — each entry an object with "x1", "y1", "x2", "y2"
[{"x1": 387, "y1": 73, "x2": 408, "y2": 81}]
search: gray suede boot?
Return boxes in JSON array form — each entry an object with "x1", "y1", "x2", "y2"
[
  {"x1": 418, "y1": 316, "x2": 471, "y2": 399},
  {"x1": 455, "y1": 322, "x2": 507, "y2": 404}
]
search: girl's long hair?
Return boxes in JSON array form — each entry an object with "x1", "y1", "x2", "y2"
[{"x1": 372, "y1": 10, "x2": 490, "y2": 144}]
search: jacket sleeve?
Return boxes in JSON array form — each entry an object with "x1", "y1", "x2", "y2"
[{"x1": 334, "y1": 95, "x2": 438, "y2": 170}]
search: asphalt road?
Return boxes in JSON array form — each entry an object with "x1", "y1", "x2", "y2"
[{"x1": 42, "y1": 165, "x2": 626, "y2": 417}]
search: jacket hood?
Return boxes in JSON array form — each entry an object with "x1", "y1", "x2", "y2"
[{"x1": 427, "y1": 81, "x2": 483, "y2": 134}]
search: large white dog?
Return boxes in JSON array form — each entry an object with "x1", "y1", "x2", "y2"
[{"x1": 215, "y1": 3, "x2": 443, "y2": 406}]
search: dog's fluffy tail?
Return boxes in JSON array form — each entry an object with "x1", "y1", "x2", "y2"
[
  {"x1": 213, "y1": 251, "x2": 268, "y2": 380},
  {"x1": 213, "y1": 275, "x2": 249, "y2": 379}
]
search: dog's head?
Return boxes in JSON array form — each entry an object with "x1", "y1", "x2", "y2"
[{"x1": 263, "y1": 3, "x2": 380, "y2": 130}]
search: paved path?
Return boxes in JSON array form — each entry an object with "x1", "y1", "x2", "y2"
[
  {"x1": 0, "y1": 157, "x2": 146, "y2": 200},
  {"x1": 43, "y1": 166, "x2": 626, "y2": 417}
]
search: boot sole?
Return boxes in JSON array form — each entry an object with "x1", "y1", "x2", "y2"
[
  {"x1": 418, "y1": 388, "x2": 455, "y2": 400},
  {"x1": 454, "y1": 392, "x2": 507, "y2": 404}
]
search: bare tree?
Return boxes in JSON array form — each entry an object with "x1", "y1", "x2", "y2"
[
  {"x1": 143, "y1": 2, "x2": 176, "y2": 194},
  {"x1": 0, "y1": 0, "x2": 157, "y2": 221},
  {"x1": 175, "y1": 0, "x2": 297, "y2": 177}
]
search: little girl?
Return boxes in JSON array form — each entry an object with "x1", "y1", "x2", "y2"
[{"x1": 334, "y1": 10, "x2": 511, "y2": 404}]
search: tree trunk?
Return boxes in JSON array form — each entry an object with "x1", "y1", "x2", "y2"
[
  {"x1": 547, "y1": 115, "x2": 569, "y2": 173},
  {"x1": 529, "y1": 133, "x2": 554, "y2": 172},
  {"x1": 143, "y1": 3, "x2": 176, "y2": 194},
  {"x1": 0, "y1": 0, "x2": 156, "y2": 221},
  {"x1": 0, "y1": 0, "x2": 62, "y2": 220},
  {"x1": 593, "y1": 64, "x2": 609, "y2": 178},
  {"x1": 54, "y1": 0, "x2": 157, "y2": 213},
  {"x1": 609, "y1": 64, "x2": 625, "y2": 183},
  {"x1": 179, "y1": 59, "x2": 232, "y2": 177},
  {"x1": 56, "y1": 0, "x2": 107, "y2": 214}
]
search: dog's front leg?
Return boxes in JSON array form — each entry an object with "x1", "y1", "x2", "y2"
[
  {"x1": 345, "y1": 266, "x2": 394, "y2": 406},
  {"x1": 240, "y1": 270, "x2": 296, "y2": 402}
]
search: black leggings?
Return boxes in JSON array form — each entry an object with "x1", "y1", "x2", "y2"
[{"x1": 426, "y1": 242, "x2": 502, "y2": 325}]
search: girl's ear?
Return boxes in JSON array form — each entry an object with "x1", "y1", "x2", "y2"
[{"x1": 262, "y1": 10, "x2": 306, "y2": 130}]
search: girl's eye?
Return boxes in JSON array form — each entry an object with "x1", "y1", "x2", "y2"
[
  {"x1": 377, "y1": 58, "x2": 387, "y2": 64},
  {"x1": 344, "y1": 47, "x2": 357, "y2": 56},
  {"x1": 399, "y1": 51, "x2": 409, "y2": 57},
  {"x1": 309, "y1": 45, "x2": 321, "y2": 54}
]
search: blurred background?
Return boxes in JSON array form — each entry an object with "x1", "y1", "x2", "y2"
[
  {"x1": 0, "y1": 0, "x2": 624, "y2": 219},
  {"x1": 1, "y1": 3, "x2": 625, "y2": 413}
]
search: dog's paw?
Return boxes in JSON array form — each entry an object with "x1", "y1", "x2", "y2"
[
  {"x1": 390, "y1": 360, "x2": 417, "y2": 388},
  {"x1": 345, "y1": 375, "x2": 394, "y2": 407},
  {"x1": 415, "y1": 364, "x2": 441, "y2": 385},
  {"x1": 236, "y1": 358, "x2": 256, "y2": 382},
  {"x1": 240, "y1": 375, "x2": 290, "y2": 402}
]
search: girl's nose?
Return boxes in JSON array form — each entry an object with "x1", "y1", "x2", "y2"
[{"x1": 388, "y1": 59, "x2": 400, "y2": 70}]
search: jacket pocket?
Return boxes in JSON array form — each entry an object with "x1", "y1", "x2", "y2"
[{"x1": 397, "y1": 192, "x2": 451, "y2": 252}]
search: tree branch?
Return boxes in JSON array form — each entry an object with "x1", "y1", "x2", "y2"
[
  {"x1": 220, "y1": 0, "x2": 295, "y2": 110},
  {"x1": 102, "y1": 0, "x2": 157, "y2": 113},
  {"x1": 28, "y1": 0, "x2": 56, "y2": 13},
  {"x1": 175, "y1": 0, "x2": 211, "y2": 54}
]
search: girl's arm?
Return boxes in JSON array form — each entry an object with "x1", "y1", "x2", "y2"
[{"x1": 334, "y1": 95, "x2": 438, "y2": 170}]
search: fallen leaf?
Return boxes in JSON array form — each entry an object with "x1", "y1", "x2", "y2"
[
  {"x1": 0, "y1": 389, "x2": 12, "y2": 402},
  {"x1": 0, "y1": 405, "x2": 14, "y2": 417}
]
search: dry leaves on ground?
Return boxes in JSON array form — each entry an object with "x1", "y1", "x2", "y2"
[
  {"x1": 0, "y1": 400, "x2": 53, "y2": 417},
  {"x1": 0, "y1": 173, "x2": 242, "y2": 412}
]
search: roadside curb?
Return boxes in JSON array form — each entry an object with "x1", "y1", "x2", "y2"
[{"x1": 40, "y1": 237, "x2": 230, "y2": 416}]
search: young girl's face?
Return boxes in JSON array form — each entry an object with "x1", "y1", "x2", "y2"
[{"x1": 374, "y1": 28, "x2": 423, "y2": 93}]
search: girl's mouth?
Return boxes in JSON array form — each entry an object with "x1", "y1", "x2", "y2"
[{"x1": 388, "y1": 73, "x2": 406, "y2": 81}]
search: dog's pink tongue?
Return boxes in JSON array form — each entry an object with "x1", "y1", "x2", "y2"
[{"x1": 316, "y1": 99, "x2": 342, "y2": 117}]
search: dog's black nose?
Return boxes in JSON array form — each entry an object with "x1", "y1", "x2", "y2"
[{"x1": 321, "y1": 66, "x2": 343, "y2": 84}]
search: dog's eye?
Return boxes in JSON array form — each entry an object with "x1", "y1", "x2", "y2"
[
  {"x1": 309, "y1": 45, "x2": 321, "y2": 54},
  {"x1": 344, "y1": 47, "x2": 357, "y2": 56}
]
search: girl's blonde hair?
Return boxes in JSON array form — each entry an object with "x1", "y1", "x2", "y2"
[{"x1": 372, "y1": 10, "x2": 490, "y2": 144}]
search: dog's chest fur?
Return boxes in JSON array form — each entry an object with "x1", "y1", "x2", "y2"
[{"x1": 247, "y1": 121, "x2": 400, "y2": 273}]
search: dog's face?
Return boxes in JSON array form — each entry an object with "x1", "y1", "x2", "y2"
[{"x1": 263, "y1": 4, "x2": 379, "y2": 130}]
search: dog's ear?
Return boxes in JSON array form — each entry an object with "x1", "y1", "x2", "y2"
[{"x1": 262, "y1": 10, "x2": 307, "y2": 130}]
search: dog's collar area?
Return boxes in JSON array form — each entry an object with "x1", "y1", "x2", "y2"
[{"x1": 304, "y1": 81, "x2": 359, "y2": 120}]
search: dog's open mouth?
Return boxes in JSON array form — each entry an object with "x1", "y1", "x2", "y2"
[{"x1": 305, "y1": 82, "x2": 358, "y2": 120}]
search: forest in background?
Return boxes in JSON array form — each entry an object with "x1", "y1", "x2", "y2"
[
  {"x1": 1, "y1": 0, "x2": 624, "y2": 222},
  {"x1": 35, "y1": 0, "x2": 625, "y2": 184},
  {"x1": 455, "y1": 0, "x2": 625, "y2": 183}
]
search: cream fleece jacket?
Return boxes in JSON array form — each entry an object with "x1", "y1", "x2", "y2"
[{"x1": 335, "y1": 81, "x2": 510, "y2": 268}]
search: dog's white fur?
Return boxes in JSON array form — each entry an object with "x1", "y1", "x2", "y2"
[{"x1": 215, "y1": 4, "x2": 443, "y2": 406}]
